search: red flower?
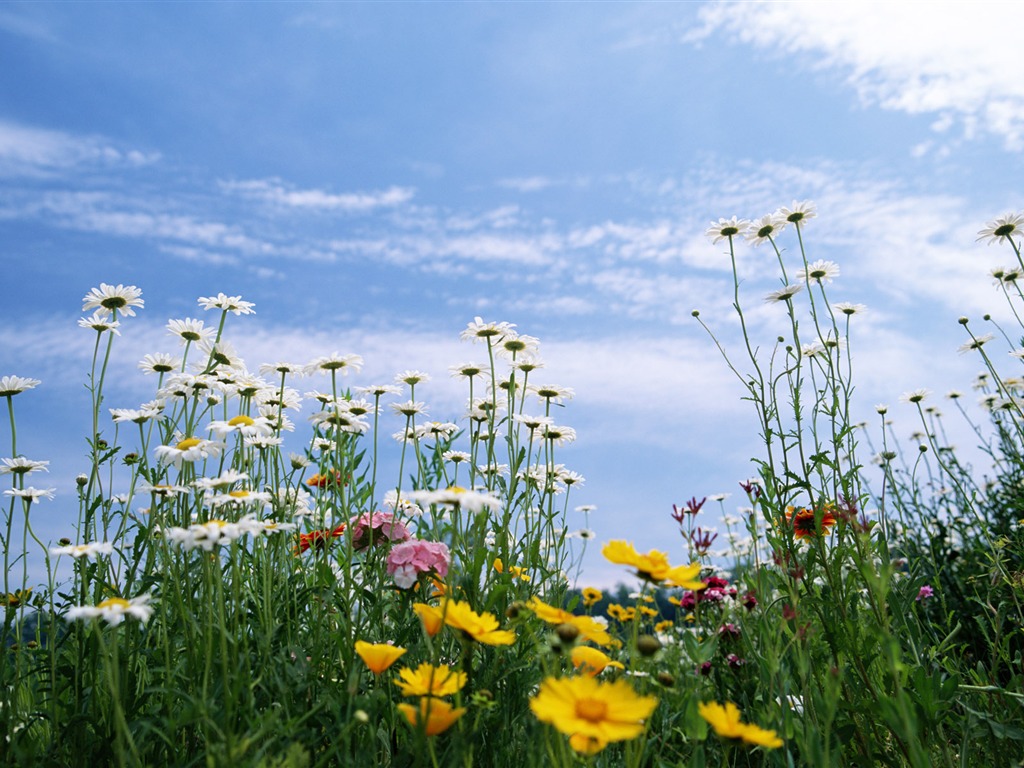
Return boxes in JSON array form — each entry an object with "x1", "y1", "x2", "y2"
[
  {"x1": 306, "y1": 470, "x2": 344, "y2": 488},
  {"x1": 785, "y1": 504, "x2": 837, "y2": 539},
  {"x1": 296, "y1": 524, "x2": 346, "y2": 554}
]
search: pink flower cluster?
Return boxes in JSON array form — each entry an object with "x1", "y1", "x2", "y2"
[
  {"x1": 349, "y1": 511, "x2": 411, "y2": 551},
  {"x1": 386, "y1": 539, "x2": 451, "y2": 589}
]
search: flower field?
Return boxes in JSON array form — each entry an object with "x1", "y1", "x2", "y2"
[{"x1": 2, "y1": 205, "x2": 1022, "y2": 767}]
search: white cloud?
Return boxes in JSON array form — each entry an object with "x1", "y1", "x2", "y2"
[
  {"x1": 694, "y1": 2, "x2": 1024, "y2": 149},
  {"x1": 15, "y1": 191, "x2": 276, "y2": 257},
  {"x1": 220, "y1": 178, "x2": 415, "y2": 212},
  {"x1": 0, "y1": 120, "x2": 160, "y2": 177}
]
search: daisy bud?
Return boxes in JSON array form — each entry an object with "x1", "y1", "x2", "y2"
[
  {"x1": 691, "y1": 309, "x2": 700, "y2": 317},
  {"x1": 657, "y1": 672, "x2": 676, "y2": 688},
  {"x1": 636, "y1": 634, "x2": 662, "y2": 657},
  {"x1": 958, "y1": 316, "x2": 969, "y2": 325},
  {"x1": 983, "y1": 313, "x2": 992, "y2": 321},
  {"x1": 919, "y1": 445, "x2": 928, "y2": 453},
  {"x1": 76, "y1": 474, "x2": 88, "y2": 487},
  {"x1": 59, "y1": 537, "x2": 71, "y2": 546},
  {"x1": 555, "y1": 623, "x2": 580, "y2": 645}
]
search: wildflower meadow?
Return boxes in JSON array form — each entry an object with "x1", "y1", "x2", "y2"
[{"x1": 2, "y1": 205, "x2": 1023, "y2": 767}]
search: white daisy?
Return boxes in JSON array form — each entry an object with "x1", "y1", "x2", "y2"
[
  {"x1": 82, "y1": 283, "x2": 144, "y2": 318},
  {"x1": 166, "y1": 317, "x2": 215, "y2": 345},
  {"x1": 305, "y1": 352, "x2": 363, "y2": 376},
  {"x1": 4, "y1": 487, "x2": 55, "y2": 502},
  {"x1": 977, "y1": 212, "x2": 1024, "y2": 245},
  {"x1": 796, "y1": 259, "x2": 840, "y2": 284},
  {"x1": 764, "y1": 284, "x2": 803, "y2": 303},
  {"x1": 705, "y1": 216, "x2": 750, "y2": 244},
  {"x1": 777, "y1": 200, "x2": 817, "y2": 226},
  {"x1": 0, "y1": 458, "x2": 49, "y2": 476},
  {"x1": 197, "y1": 292, "x2": 256, "y2": 315},
  {"x1": 0, "y1": 376, "x2": 41, "y2": 397},
  {"x1": 154, "y1": 437, "x2": 224, "y2": 468},
  {"x1": 138, "y1": 353, "x2": 181, "y2": 375},
  {"x1": 50, "y1": 541, "x2": 113, "y2": 559},
  {"x1": 746, "y1": 213, "x2": 785, "y2": 246},
  {"x1": 66, "y1": 593, "x2": 153, "y2": 625},
  {"x1": 78, "y1": 311, "x2": 121, "y2": 335},
  {"x1": 461, "y1": 317, "x2": 516, "y2": 342}
]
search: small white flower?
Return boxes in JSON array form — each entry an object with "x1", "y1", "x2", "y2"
[
  {"x1": 154, "y1": 437, "x2": 224, "y2": 468},
  {"x1": 0, "y1": 376, "x2": 41, "y2": 397},
  {"x1": 391, "y1": 400, "x2": 428, "y2": 418},
  {"x1": 407, "y1": 487, "x2": 502, "y2": 515},
  {"x1": 461, "y1": 317, "x2": 516, "y2": 342},
  {"x1": 977, "y1": 212, "x2": 1024, "y2": 245},
  {"x1": 764, "y1": 284, "x2": 803, "y2": 303},
  {"x1": 82, "y1": 283, "x2": 144, "y2": 318},
  {"x1": 834, "y1": 302, "x2": 867, "y2": 316},
  {"x1": 0, "y1": 458, "x2": 49, "y2": 476},
  {"x1": 167, "y1": 317, "x2": 215, "y2": 345},
  {"x1": 66, "y1": 593, "x2": 153, "y2": 625},
  {"x1": 531, "y1": 384, "x2": 575, "y2": 404},
  {"x1": 777, "y1": 200, "x2": 816, "y2": 225},
  {"x1": 394, "y1": 370, "x2": 431, "y2": 387},
  {"x1": 78, "y1": 311, "x2": 121, "y2": 335},
  {"x1": 207, "y1": 414, "x2": 275, "y2": 439},
  {"x1": 796, "y1": 259, "x2": 840, "y2": 284},
  {"x1": 197, "y1": 292, "x2": 256, "y2": 315},
  {"x1": 4, "y1": 487, "x2": 55, "y2": 502},
  {"x1": 543, "y1": 425, "x2": 576, "y2": 446},
  {"x1": 50, "y1": 541, "x2": 113, "y2": 559},
  {"x1": 746, "y1": 213, "x2": 785, "y2": 246},
  {"x1": 900, "y1": 389, "x2": 931, "y2": 405},
  {"x1": 705, "y1": 216, "x2": 751, "y2": 244},
  {"x1": 355, "y1": 383, "x2": 402, "y2": 397},
  {"x1": 305, "y1": 352, "x2": 363, "y2": 376},
  {"x1": 449, "y1": 362, "x2": 489, "y2": 379},
  {"x1": 958, "y1": 334, "x2": 995, "y2": 354}
]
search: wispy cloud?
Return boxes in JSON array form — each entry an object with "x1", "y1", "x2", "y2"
[
  {"x1": 0, "y1": 10, "x2": 58, "y2": 44},
  {"x1": 0, "y1": 120, "x2": 160, "y2": 177},
  {"x1": 691, "y1": 3, "x2": 1024, "y2": 150},
  {"x1": 219, "y1": 178, "x2": 415, "y2": 212}
]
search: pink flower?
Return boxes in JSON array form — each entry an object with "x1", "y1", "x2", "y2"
[
  {"x1": 916, "y1": 585, "x2": 934, "y2": 602},
  {"x1": 349, "y1": 511, "x2": 411, "y2": 551},
  {"x1": 386, "y1": 539, "x2": 451, "y2": 589}
]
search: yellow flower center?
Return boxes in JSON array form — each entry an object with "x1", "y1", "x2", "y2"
[
  {"x1": 97, "y1": 597, "x2": 130, "y2": 610},
  {"x1": 576, "y1": 699, "x2": 608, "y2": 723},
  {"x1": 228, "y1": 415, "x2": 255, "y2": 427},
  {"x1": 175, "y1": 437, "x2": 202, "y2": 451},
  {"x1": 228, "y1": 490, "x2": 249, "y2": 498}
]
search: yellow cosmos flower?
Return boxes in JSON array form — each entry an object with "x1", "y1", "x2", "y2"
[
  {"x1": 394, "y1": 663, "x2": 467, "y2": 697},
  {"x1": 570, "y1": 646, "x2": 625, "y2": 677},
  {"x1": 603, "y1": 540, "x2": 706, "y2": 589},
  {"x1": 530, "y1": 675, "x2": 658, "y2": 753},
  {"x1": 397, "y1": 697, "x2": 466, "y2": 736},
  {"x1": 526, "y1": 597, "x2": 612, "y2": 647},
  {"x1": 607, "y1": 604, "x2": 636, "y2": 623},
  {"x1": 354, "y1": 641, "x2": 406, "y2": 674},
  {"x1": 412, "y1": 603, "x2": 444, "y2": 637},
  {"x1": 698, "y1": 701, "x2": 783, "y2": 749},
  {"x1": 440, "y1": 599, "x2": 516, "y2": 645}
]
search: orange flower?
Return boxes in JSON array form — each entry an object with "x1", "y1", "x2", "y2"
[
  {"x1": 397, "y1": 697, "x2": 466, "y2": 736},
  {"x1": 295, "y1": 523, "x2": 346, "y2": 554},
  {"x1": 354, "y1": 641, "x2": 406, "y2": 674},
  {"x1": 306, "y1": 470, "x2": 343, "y2": 488},
  {"x1": 785, "y1": 504, "x2": 837, "y2": 539}
]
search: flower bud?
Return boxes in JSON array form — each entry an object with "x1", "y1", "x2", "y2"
[{"x1": 636, "y1": 634, "x2": 661, "y2": 657}]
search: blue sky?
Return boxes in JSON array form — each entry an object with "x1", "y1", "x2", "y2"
[{"x1": 3, "y1": 2, "x2": 1023, "y2": 587}]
